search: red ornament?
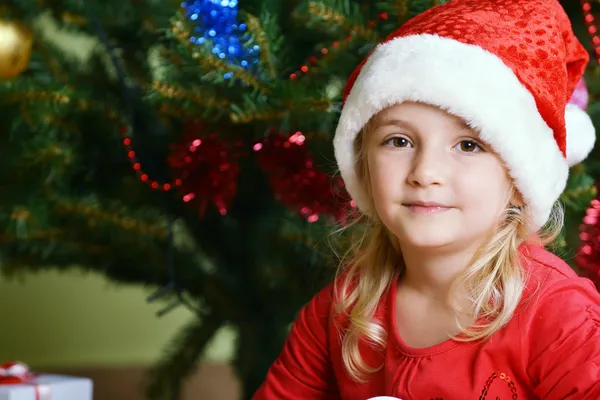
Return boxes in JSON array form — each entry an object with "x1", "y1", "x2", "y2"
[
  {"x1": 576, "y1": 196, "x2": 600, "y2": 290},
  {"x1": 168, "y1": 122, "x2": 244, "y2": 216},
  {"x1": 254, "y1": 131, "x2": 354, "y2": 224}
]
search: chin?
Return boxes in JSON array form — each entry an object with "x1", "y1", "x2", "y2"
[
  {"x1": 388, "y1": 213, "x2": 466, "y2": 250},
  {"x1": 398, "y1": 228, "x2": 459, "y2": 249},
  {"x1": 395, "y1": 220, "x2": 493, "y2": 254}
]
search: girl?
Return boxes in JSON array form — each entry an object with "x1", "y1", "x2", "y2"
[{"x1": 254, "y1": 0, "x2": 600, "y2": 398}]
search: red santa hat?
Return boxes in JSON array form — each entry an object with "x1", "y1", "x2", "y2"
[{"x1": 333, "y1": 0, "x2": 596, "y2": 231}]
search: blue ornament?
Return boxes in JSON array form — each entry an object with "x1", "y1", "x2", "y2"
[{"x1": 181, "y1": 0, "x2": 260, "y2": 79}]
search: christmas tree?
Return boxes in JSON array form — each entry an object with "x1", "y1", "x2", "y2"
[{"x1": 1, "y1": 0, "x2": 600, "y2": 399}]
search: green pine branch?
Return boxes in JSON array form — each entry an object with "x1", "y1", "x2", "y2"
[
  {"x1": 561, "y1": 166, "x2": 597, "y2": 212},
  {"x1": 293, "y1": 0, "x2": 377, "y2": 41},
  {"x1": 0, "y1": 78, "x2": 72, "y2": 108},
  {"x1": 145, "y1": 80, "x2": 231, "y2": 120},
  {"x1": 374, "y1": 0, "x2": 444, "y2": 32},
  {"x1": 29, "y1": 34, "x2": 80, "y2": 85},
  {"x1": 0, "y1": 196, "x2": 213, "y2": 293}
]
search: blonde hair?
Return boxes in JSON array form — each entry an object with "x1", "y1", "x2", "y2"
[{"x1": 332, "y1": 119, "x2": 564, "y2": 383}]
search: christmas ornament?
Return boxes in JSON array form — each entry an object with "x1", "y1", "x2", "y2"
[
  {"x1": 0, "y1": 19, "x2": 33, "y2": 80},
  {"x1": 182, "y1": 0, "x2": 259, "y2": 79},
  {"x1": 169, "y1": 122, "x2": 244, "y2": 216},
  {"x1": 254, "y1": 131, "x2": 353, "y2": 224}
]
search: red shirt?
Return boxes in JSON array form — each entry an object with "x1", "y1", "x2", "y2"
[{"x1": 253, "y1": 243, "x2": 600, "y2": 399}]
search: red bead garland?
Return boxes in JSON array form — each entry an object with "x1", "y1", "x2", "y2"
[
  {"x1": 581, "y1": 0, "x2": 600, "y2": 65},
  {"x1": 120, "y1": 124, "x2": 183, "y2": 192},
  {"x1": 289, "y1": 12, "x2": 388, "y2": 80},
  {"x1": 120, "y1": 119, "x2": 353, "y2": 221}
]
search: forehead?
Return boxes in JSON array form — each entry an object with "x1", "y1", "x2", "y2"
[{"x1": 369, "y1": 102, "x2": 472, "y2": 133}]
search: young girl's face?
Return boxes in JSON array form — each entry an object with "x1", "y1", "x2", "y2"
[{"x1": 365, "y1": 102, "x2": 514, "y2": 252}]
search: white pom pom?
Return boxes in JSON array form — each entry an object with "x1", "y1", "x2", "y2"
[{"x1": 565, "y1": 103, "x2": 596, "y2": 166}]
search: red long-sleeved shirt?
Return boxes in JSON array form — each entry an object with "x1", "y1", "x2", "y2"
[{"x1": 254, "y1": 243, "x2": 600, "y2": 399}]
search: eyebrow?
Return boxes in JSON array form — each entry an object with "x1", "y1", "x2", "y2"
[
  {"x1": 373, "y1": 117, "x2": 471, "y2": 132},
  {"x1": 373, "y1": 118, "x2": 416, "y2": 131}
]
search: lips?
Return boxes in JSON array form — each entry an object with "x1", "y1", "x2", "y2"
[
  {"x1": 405, "y1": 201, "x2": 448, "y2": 207},
  {"x1": 402, "y1": 201, "x2": 453, "y2": 214}
]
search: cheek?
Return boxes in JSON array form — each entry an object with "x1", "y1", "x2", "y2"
[
  {"x1": 367, "y1": 153, "x2": 405, "y2": 200},
  {"x1": 457, "y1": 163, "x2": 511, "y2": 211},
  {"x1": 368, "y1": 165, "x2": 390, "y2": 208}
]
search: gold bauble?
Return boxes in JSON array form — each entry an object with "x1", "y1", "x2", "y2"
[{"x1": 0, "y1": 20, "x2": 33, "y2": 80}]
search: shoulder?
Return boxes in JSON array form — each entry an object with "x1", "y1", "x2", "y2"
[
  {"x1": 299, "y1": 277, "x2": 338, "y2": 324},
  {"x1": 517, "y1": 242, "x2": 600, "y2": 330},
  {"x1": 300, "y1": 270, "x2": 391, "y2": 335},
  {"x1": 519, "y1": 241, "x2": 580, "y2": 281},
  {"x1": 519, "y1": 242, "x2": 597, "y2": 298},
  {"x1": 297, "y1": 271, "x2": 353, "y2": 329},
  {"x1": 514, "y1": 244, "x2": 600, "y2": 396}
]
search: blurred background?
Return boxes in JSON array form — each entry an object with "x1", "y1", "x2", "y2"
[
  {"x1": 2, "y1": 0, "x2": 600, "y2": 399},
  {"x1": 0, "y1": 270, "x2": 238, "y2": 399}
]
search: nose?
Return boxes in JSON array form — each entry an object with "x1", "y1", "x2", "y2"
[{"x1": 407, "y1": 145, "x2": 446, "y2": 188}]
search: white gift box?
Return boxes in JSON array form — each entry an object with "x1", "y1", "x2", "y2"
[{"x1": 0, "y1": 374, "x2": 92, "y2": 400}]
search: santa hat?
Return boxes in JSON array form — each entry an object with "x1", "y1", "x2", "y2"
[{"x1": 333, "y1": 0, "x2": 596, "y2": 231}]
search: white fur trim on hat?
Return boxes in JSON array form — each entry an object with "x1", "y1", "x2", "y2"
[
  {"x1": 565, "y1": 103, "x2": 596, "y2": 166},
  {"x1": 334, "y1": 34, "x2": 570, "y2": 232}
]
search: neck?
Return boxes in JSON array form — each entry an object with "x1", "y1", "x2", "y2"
[{"x1": 398, "y1": 242, "x2": 482, "y2": 307}]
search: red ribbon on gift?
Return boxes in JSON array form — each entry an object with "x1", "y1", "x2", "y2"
[{"x1": 0, "y1": 361, "x2": 51, "y2": 400}]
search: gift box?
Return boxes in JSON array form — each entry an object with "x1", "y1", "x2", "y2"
[{"x1": 0, "y1": 362, "x2": 92, "y2": 400}]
